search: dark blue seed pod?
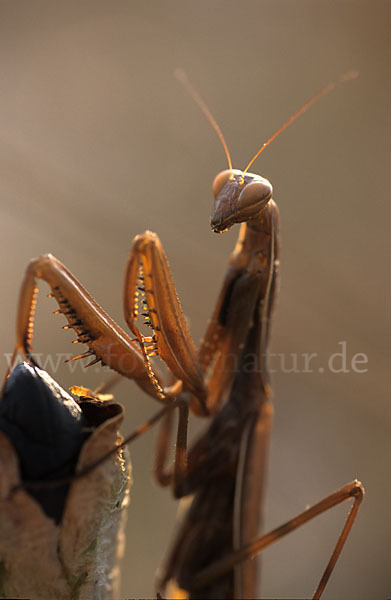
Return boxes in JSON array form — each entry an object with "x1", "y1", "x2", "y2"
[{"x1": 0, "y1": 362, "x2": 87, "y2": 522}]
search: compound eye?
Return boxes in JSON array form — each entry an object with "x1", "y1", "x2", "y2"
[
  {"x1": 212, "y1": 170, "x2": 232, "y2": 198},
  {"x1": 237, "y1": 180, "x2": 273, "y2": 212}
]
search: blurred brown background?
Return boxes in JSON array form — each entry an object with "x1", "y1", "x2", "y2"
[{"x1": 0, "y1": 1, "x2": 389, "y2": 598}]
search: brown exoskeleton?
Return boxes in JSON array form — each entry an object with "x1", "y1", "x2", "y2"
[{"x1": 4, "y1": 71, "x2": 363, "y2": 599}]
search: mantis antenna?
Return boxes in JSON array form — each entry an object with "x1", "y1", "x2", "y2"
[
  {"x1": 175, "y1": 68, "x2": 358, "y2": 178},
  {"x1": 175, "y1": 68, "x2": 233, "y2": 173},
  {"x1": 242, "y1": 70, "x2": 359, "y2": 175}
]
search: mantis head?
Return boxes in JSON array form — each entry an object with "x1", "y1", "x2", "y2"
[{"x1": 210, "y1": 169, "x2": 272, "y2": 233}]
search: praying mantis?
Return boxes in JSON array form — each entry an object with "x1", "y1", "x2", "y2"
[{"x1": 3, "y1": 71, "x2": 363, "y2": 599}]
